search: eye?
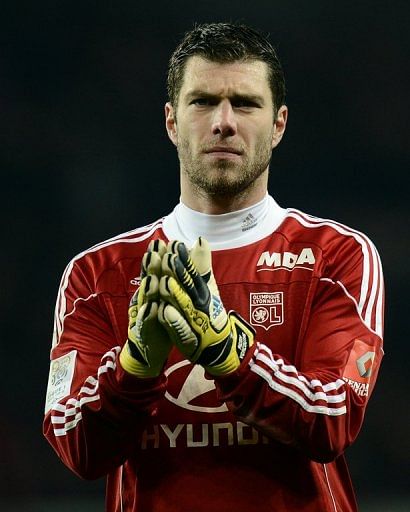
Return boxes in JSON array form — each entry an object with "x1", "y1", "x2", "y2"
[
  {"x1": 190, "y1": 98, "x2": 213, "y2": 106},
  {"x1": 232, "y1": 99, "x2": 259, "y2": 109}
]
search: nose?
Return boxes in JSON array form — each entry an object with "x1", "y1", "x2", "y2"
[{"x1": 211, "y1": 100, "x2": 237, "y2": 137}]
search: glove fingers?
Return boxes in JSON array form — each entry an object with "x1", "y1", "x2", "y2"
[
  {"x1": 159, "y1": 275, "x2": 188, "y2": 311},
  {"x1": 162, "y1": 243, "x2": 209, "y2": 309},
  {"x1": 138, "y1": 301, "x2": 171, "y2": 346},
  {"x1": 138, "y1": 300, "x2": 158, "y2": 322},
  {"x1": 175, "y1": 243, "x2": 208, "y2": 300},
  {"x1": 173, "y1": 254, "x2": 204, "y2": 305},
  {"x1": 190, "y1": 237, "x2": 222, "y2": 301},
  {"x1": 190, "y1": 237, "x2": 212, "y2": 278},
  {"x1": 140, "y1": 239, "x2": 167, "y2": 278},
  {"x1": 158, "y1": 302, "x2": 198, "y2": 356},
  {"x1": 144, "y1": 274, "x2": 159, "y2": 300},
  {"x1": 166, "y1": 240, "x2": 181, "y2": 254},
  {"x1": 159, "y1": 275, "x2": 216, "y2": 341},
  {"x1": 130, "y1": 301, "x2": 158, "y2": 343},
  {"x1": 147, "y1": 239, "x2": 168, "y2": 256},
  {"x1": 142, "y1": 250, "x2": 162, "y2": 277},
  {"x1": 161, "y1": 251, "x2": 177, "y2": 277},
  {"x1": 121, "y1": 238, "x2": 173, "y2": 379},
  {"x1": 176, "y1": 241, "x2": 228, "y2": 332},
  {"x1": 159, "y1": 274, "x2": 201, "y2": 317},
  {"x1": 130, "y1": 274, "x2": 159, "y2": 310},
  {"x1": 162, "y1": 241, "x2": 190, "y2": 274}
]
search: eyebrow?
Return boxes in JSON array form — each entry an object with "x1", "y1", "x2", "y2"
[{"x1": 185, "y1": 90, "x2": 265, "y2": 105}]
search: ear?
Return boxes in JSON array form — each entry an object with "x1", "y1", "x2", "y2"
[
  {"x1": 271, "y1": 105, "x2": 288, "y2": 149},
  {"x1": 165, "y1": 102, "x2": 178, "y2": 146}
]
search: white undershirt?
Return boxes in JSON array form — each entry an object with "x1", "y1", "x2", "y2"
[{"x1": 162, "y1": 194, "x2": 287, "y2": 250}]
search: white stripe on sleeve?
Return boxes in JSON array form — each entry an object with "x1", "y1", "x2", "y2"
[
  {"x1": 249, "y1": 343, "x2": 347, "y2": 416},
  {"x1": 50, "y1": 347, "x2": 120, "y2": 437}
]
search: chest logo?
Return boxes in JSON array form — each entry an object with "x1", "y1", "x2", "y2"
[
  {"x1": 257, "y1": 247, "x2": 315, "y2": 271},
  {"x1": 164, "y1": 360, "x2": 228, "y2": 413},
  {"x1": 249, "y1": 292, "x2": 284, "y2": 330}
]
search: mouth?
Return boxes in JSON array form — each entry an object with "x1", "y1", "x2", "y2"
[{"x1": 204, "y1": 146, "x2": 243, "y2": 158}]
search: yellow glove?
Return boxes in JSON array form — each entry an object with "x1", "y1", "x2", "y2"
[
  {"x1": 158, "y1": 237, "x2": 254, "y2": 376},
  {"x1": 119, "y1": 240, "x2": 172, "y2": 378}
]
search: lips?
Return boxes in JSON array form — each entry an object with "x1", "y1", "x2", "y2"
[{"x1": 204, "y1": 146, "x2": 242, "y2": 155}]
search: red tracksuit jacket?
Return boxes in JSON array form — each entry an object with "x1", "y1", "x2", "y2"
[{"x1": 43, "y1": 198, "x2": 384, "y2": 511}]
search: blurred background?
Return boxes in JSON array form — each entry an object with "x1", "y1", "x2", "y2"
[{"x1": 1, "y1": 0, "x2": 409, "y2": 510}]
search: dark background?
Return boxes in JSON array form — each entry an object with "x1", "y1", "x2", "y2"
[{"x1": 1, "y1": 1, "x2": 409, "y2": 510}]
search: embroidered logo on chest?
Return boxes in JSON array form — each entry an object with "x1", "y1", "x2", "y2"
[{"x1": 249, "y1": 292, "x2": 284, "y2": 330}]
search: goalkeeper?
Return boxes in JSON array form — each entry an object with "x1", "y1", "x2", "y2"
[{"x1": 44, "y1": 21, "x2": 384, "y2": 512}]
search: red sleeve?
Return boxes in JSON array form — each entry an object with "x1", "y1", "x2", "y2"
[
  {"x1": 215, "y1": 236, "x2": 384, "y2": 463},
  {"x1": 43, "y1": 256, "x2": 166, "y2": 480}
]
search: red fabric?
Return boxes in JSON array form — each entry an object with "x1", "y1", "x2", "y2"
[{"x1": 43, "y1": 211, "x2": 384, "y2": 511}]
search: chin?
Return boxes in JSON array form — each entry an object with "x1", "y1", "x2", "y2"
[{"x1": 202, "y1": 178, "x2": 253, "y2": 197}]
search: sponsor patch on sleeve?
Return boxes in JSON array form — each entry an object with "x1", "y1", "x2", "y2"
[
  {"x1": 45, "y1": 350, "x2": 77, "y2": 413},
  {"x1": 343, "y1": 339, "x2": 375, "y2": 397}
]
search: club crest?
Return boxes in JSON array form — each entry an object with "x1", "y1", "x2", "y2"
[{"x1": 249, "y1": 292, "x2": 284, "y2": 330}]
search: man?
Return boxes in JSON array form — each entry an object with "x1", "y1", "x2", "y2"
[{"x1": 43, "y1": 23, "x2": 384, "y2": 512}]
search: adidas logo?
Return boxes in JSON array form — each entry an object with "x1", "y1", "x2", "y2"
[{"x1": 241, "y1": 213, "x2": 257, "y2": 232}]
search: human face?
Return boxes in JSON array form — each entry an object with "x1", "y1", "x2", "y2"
[{"x1": 165, "y1": 56, "x2": 287, "y2": 208}]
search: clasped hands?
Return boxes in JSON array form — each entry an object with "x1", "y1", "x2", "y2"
[{"x1": 119, "y1": 237, "x2": 254, "y2": 379}]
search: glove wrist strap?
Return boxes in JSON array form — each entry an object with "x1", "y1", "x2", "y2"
[
  {"x1": 126, "y1": 338, "x2": 147, "y2": 364},
  {"x1": 196, "y1": 336, "x2": 233, "y2": 368},
  {"x1": 205, "y1": 312, "x2": 255, "y2": 376}
]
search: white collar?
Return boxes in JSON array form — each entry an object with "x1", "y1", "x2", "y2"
[{"x1": 162, "y1": 194, "x2": 287, "y2": 250}]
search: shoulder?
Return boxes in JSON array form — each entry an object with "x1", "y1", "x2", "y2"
[
  {"x1": 279, "y1": 209, "x2": 383, "y2": 304},
  {"x1": 282, "y1": 209, "x2": 384, "y2": 339},
  {"x1": 60, "y1": 217, "x2": 166, "y2": 286},
  {"x1": 280, "y1": 208, "x2": 381, "y2": 263}
]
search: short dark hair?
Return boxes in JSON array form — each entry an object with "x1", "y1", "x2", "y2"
[{"x1": 167, "y1": 22, "x2": 286, "y2": 118}]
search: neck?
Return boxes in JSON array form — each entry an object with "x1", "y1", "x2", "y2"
[
  {"x1": 162, "y1": 193, "x2": 287, "y2": 250},
  {"x1": 180, "y1": 171, "x2": 269, "y2": 214}
]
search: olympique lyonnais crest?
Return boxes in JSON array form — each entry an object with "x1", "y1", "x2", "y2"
[{"x1": 249, "y1": 292, "x2": 284, "y2": 330}]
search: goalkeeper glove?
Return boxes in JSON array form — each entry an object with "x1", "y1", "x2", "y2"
[
  {"x1": 158, "y1": 237, "x2": 254, "y2": 376},
  {"x1": 119, "y1": 239, "x2": 172, "y2": 378}
]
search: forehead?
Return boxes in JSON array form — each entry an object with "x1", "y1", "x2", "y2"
[{"x1": 179, "y1": 56, "x2": 271, "y2": 99}]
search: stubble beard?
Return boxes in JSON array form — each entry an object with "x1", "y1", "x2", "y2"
[{"x1": 177, "y1": 132, "x2": 274, "y2": 198}]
